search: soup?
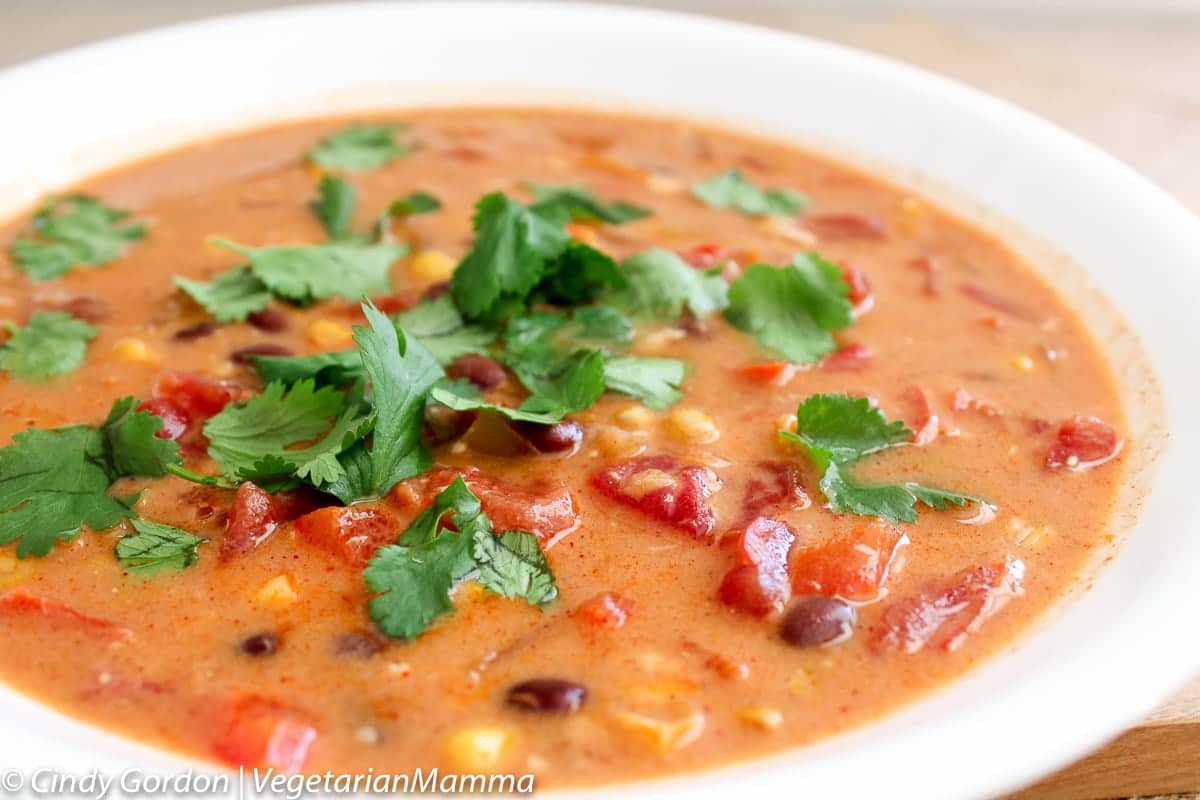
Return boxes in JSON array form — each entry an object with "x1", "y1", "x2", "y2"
[{"x1": 0, "y1": 108, "x2": 1126, "y2": 786}]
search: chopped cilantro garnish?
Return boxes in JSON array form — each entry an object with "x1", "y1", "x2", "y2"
[
  {"x1": 725, "y1": 254, "x2": 852, "y2": 363},
  {"x1": 527, "y1": 182, "x2": 650, "y2": 224},
  {"x1": 602, "y1": 356, "x2": 687, "y2": 410},
  {"x1": 692, "y1": 169, "x2": 808, "y2": 217},
  {"x1": 393, "y1": 295, "x2": 496, "y2": 365},
  {"x1": 9, "y1": 195, "x2": 146, "y2": 280},
  {"x1": 174, "y1": 268, "x2": 273, "y2": 323},
  {"x1": 308, "y1": 124, "x2": 411, "y2": 171},
  {"x1": 0, "y1": 398, "x2": 180, "y2": 557},
  {"x1": 0, "y1": 311, "x2": 97, "y2": 380},
  {"x1": 365, "y1": 476, "x2": 556, "y2": 640},
  {"x1": 572, "y1": 305, "x2": 633, "y2": 344},
  {"x1": 211, "y1": 238, "x2": 401, "y2": 306},
  {"x1": 249, "y1": 348, "x2": 363, "y2": 387},
  {"x1": 388, "y1": 192, "x2": 442, "y2": 217},
  {"x1": 310, "y1": 174, "x2": 357, "y2": 239},
  {"x1": 536, "y1": 241, "x2": 626, "y2": 307},
  {"x1": 614, "y1": 248, "x2": 728, "y2": 321},
  {"x1": 115, "y1": 519, "x2": 205, "y2": 575},
  {"x1": 781, "y1": 394, "x2": 983, "y2": 523}
]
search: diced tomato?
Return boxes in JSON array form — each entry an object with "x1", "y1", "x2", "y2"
[
  {"x1": 391, "y1": 467, "x2": 579, "y2": 547},
  {"x1": 807, "y1": 212, "x2": 886, "y2": 240},
  {"x1": 139, "y1": 372, "x2": 248, "y2": 445},
  {"x1": 444, "y1": 144, "x2": 489, "y2": 161},
  {"x1": 573, "y1": 592, "x2": 632, "y2": 629},
  {"x1": 739, "y1": 461, "x2": 808, "y2": 521},
  {"x1": 589, "y1": 455, "x2": 721, "y2": 539},
  {"x1": 717, "y1": 517, "x2": 795, "y2": 616},
  {"x1": 0, "y1": 589, "x2": 132, "y2": 641},
  {"x1": 220, "y1": 482, "x2": 287, "y2": 560},
  {"x1": 839, "y1": 264, "x2": 873, "y2": 308},
  {"x1": 213, "y1": 695, "x2": 317, "y2": 773},
  {"x1": 138, "y1": 397, "x2": 188, "y2": 440},
  {"x1": 680, "y1": 243, "x2": 728, "y2": 269},
  {"x1": 910, "y1": 255, "x2": 940, "y2": 296},
  {"x1": 821, "y1": 343, "x2": 873, "y2": 372},
  {"x1": 1045, "y1": 415, "x2": 1122, "y2": 471},
  {"x1": 371, "y1": 292, "x2": 420, "y2": 315},
  {"x1": 873, "y1": 557, "x2": 1025, "y2": 653},
  {"x1": 295, "y1": 506, "x2": 398, "y2": 565},
  {"x1": 735, "y1": 361, "x2": 798, "y2": 386},
  {"x1": 900, "y1": 386, "x2": 939, "y2": 446},
  {"x1": 958, "y1": 284, "x2": 1036, "y2": 321},
  {"x1": 950, "y1": 387, "x2": 1002, "y2": 417},
  {"x1": 790, "y1": 521, "x2": 908, "y2": 602}
]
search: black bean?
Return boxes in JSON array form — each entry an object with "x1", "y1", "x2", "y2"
[
  {"x1": 446, "y1": 353, "x2": 507, "y2": 391},
  {"x1": 173, "y1": 320, "x2": 218, "y2": 341},
  {"x1": 239, "y1": 631, "x2": 280, "y2": 656},
  {"x1": 247, "y1": 307, "x2": 289, "y2": 332},
  {"x1": 232, "y1": 343, "x2": 293, "y2": 364},
  {"x1": 506, "y1": 678, "x2": 587, "y2": 713},
  {"x1": 780, "y1": 597, "x2": 856, "y2": 648},
  {"x1": 332, "y1": 631, "x2": 387, "y2": 658},
  {"x1": 515, "y1": 420, "x2": 584, "y2": 453}
]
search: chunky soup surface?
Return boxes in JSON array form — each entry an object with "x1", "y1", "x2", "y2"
[{"x1": 0, "y1": 109, "x2": 1126, "y2": 785}]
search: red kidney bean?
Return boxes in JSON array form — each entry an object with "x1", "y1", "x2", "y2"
[
  {"x1": 780, "y1": 597, "x2": 856, "y2": 648},
  {"x1": 239, "y1": 631, "x2": 279, "y2": 656},
  {"x1": 807, "y1": 212, "x2": 886, "y2": 240},
  {"x1": 231, "y1": 344, "x2": 293, "y2": 364},
  {"x1": 424, "y1": 404, "x2": 474, "y2": 445},
  {"x1": 422, "y1": 281, "x2": 450, "y2": 301},
  {"x1": 173, "y1": 320, "x2": 218, "y2": 341},
  {"x1": 247, "y1": 307, "x2": 289, "y2": 332},
  {"x1": 60, "y1": 295, "x2": 110, "y2": 323},
  {"x1": 332, "y1": 631, "x2": 387, "y2": 658},
  {"x1": 515, "y1": 420, "x2": 584, "y2": 453},
  {"x1": 506, "y1": 679, "x2": 588, "y2": 713},
  {"x1": 446, "y1": 354, "x2": 507, "y2": 390}
]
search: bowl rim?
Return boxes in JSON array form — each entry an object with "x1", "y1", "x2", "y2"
[{"x1": 0, "y1": 3, "x2": 1198, "y2": 799}]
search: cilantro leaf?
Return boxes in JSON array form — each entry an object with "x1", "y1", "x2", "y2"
[
  {"x1": 473, "y1": 529, "x2": 557, "y2": 605},
  {"x1": 308, "y1": 124, "x2": 411, "y2": 171},
  {"x1": 429, "y1": 381, "x2": 569, "y2": 425},
  {"x1": 724, "y1": 254, "x2": 852, "y2": 363},
  {"x1": 394, "y1": 295, "x2": 496, "y2": 365},
  {"x1": 506, "y1": 348, "x2": 606, "y2": 413},
  {"x1": 9, "y1": 195, "x2": 146, "y2": 280},
  {"x1": 325, "y1": 303, "x2": 443, "y2": 503},
  {"x1": 536, "y1": 241, "x2": 626, "y2": 307},
  {"x1": 603, "y1": 356, "x2": 687, "y2": 410},
  {"x1": 450, "y1": 193, "x2": 570, "y2": 319},
  {"x1": 692, "y1": 169, "x2": 808, "y2": 217},
  {"x1": 250, "y1": 349, "x2": 363, "y2": 387},
  {"x1": 174, "y1": 268, "x2": 272, "y2": 323},
  {"x1": 573, "y1": 305, "x2": 633, "y2": 344},
  {"x1": 388, "y1": 192, "x2": 442, "y2": 217},
  {"x1": 0, "y1": 398, "x2": 180, "y2": 557},
  {"x1": 782, "y1": 393, "x2": 984, "y2": 523},
  {"x1": 527, "y1": 182, "x2": 650, "y2": 224},
  {"x1": 615, "y1": 248, "x2": 728, "y2": 320},
  {"x1": 310, "y1": 174, "x2": 357, "y2": 239},
  {"x1": 212, "y1": 239, "x2": 403, "y2": 305},
  {"x1": 115, "y1": 519, "x2": 206, "y2": 575},
  {"x1": 0, "y1": 311, "x2": 97, "y2": 380}
]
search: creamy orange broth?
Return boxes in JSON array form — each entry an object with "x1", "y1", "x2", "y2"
[{"x1": 0, "y1": 109, "x2": 1126, "y2": 785}]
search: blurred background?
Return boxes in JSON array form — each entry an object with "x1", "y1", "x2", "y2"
[{"x1": 2, "y1": 0, "x2": 1199, "y2": 214}]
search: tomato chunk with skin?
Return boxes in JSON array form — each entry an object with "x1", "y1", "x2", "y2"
[
  {"x1": 900, "y1": 386, "x2": 939, "y2": 446},
  {"x1": 821, "y1": 343, "x2": 873, "y2": 372},
  {"x1": 391, "y1": 467, "x2": 579, "y2": 547},
  {"x1": 840, "y1": 264, "x2": 873, "y2": 308},
  {"x1": 718, "y1": 517, "x2": 796, "y2": 616},
  {"x1": 573, "y1": 592, "x2": 632, "y2": 629},
  {"x1": 680, "y1": 242, "x2": 728, "y2": 269},
  {"x1": 0, "y1": 589, "x2": 132, "y2": 641},
  {"x1": 295, "y1": 506, "x2": 398, "y2": 566},
  {"x1": 739, "y1": 461, "x2": 808, "y2": 522},
  {"x1": 790, "y1": 521, "x2": 909, "y2": 602},
  {"x1": 589, "y1": 455, "x2": 721, "y2": 539},
  {"x1": 872, "y1": 557, "x2": 1025, "y2": 653},
  {"x1": 139, "y1": 372, "x2": 248, "y2": 445},
  {"x1": 213, "y1": 695, "x2": 317, "y2": 773},
  {"x1": 807, "y1": 212, "x2": 886, "y2": 240},
  {"x1": 735, "y1": 361, "x2": 798, "y2": 387},
  {"x1": 1045, "y1": 416, "x2": 1122, "y2": 471},
  {"x1": 220, "y1": 482, "x2": 287, "y2": 560}
]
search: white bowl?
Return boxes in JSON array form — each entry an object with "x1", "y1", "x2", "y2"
[{"x1": 1, "y1": 3, "x2": 1198, "y2": 799}]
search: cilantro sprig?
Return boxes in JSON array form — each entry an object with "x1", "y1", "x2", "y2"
[
  {"x1": 10, "y1": 195, "x2": 146, "y2": 280},
  {"x1": 692, "y1": 169, "x2": 808, "y2": 217},
  {"x1": 310, "y1": 174, "x2": 357, "y2": 239},
  {"x1": 0, "y1": 311, "x2": 97, "y2": 380},
  {"x1": 613, "y1": 248, "x2": 728, "y2": 321},
  {"x1": 364, "y1": 476, "x2": 556, "y2": 640},
  {"x1": 782, "y1": 394, "x2": 984, "y2": 523},
  {"x1": 527, "y1": 182, "x2": 650, "y2": 224},
  {"x1": 308, "y1": 124, "x2": 412, "y2": 171},
  {"x1": 115, "y1": 520, "x2": 206, "y2": 575}
]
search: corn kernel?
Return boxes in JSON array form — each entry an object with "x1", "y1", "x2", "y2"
[
  {"x1": 578, "y1": 152, "x2": 645, "y2": 178},
  {"x1": 776, "y1": 414, "x2": 798, "y2": 435},
  {"x1": 613, "y1": 711, "x2": 705, "y2": 753},
  {"x1": 305, "y1": 319, "x2": 355, "y2": 350},
  {"x1": 1007, "y1": 517, "x2": 1053, "y2": 548},
  {"x1": 592, "y1": 425, "x2": 647, "y2": 459},
  {"x1": 667, "y1": 408, "x2": 719, "y2": 444},
  {"x1": 111, "y1": 337, "x2": 158, "y2": 364},
  {"x1": 737, "y1": 706, "x2": 783, "y2": 730},
  {"x1": 900, "y1": 197, "x2": 926, "y2": 217},
  {"x1": 636, "y1": 327, "x2": 686, "y2": 352},
  {"x1": 621, "y1": 468, "x2": 676, "y2": 499},
  {"x1": 615, "y1": 404, "x2": 657, "y2": 431},
  {"x1": 255, "y1": 575, "x2": 297, "y2": 608},
  {"x1": 761, "y1": 216, "x2": 817, "y2": 247},
  {"x1": 1010, "y1": 354, "x2": 1035, "y2": 372},
  {"x1": 459, "y1": 580, "x2": 488, "y2": 602},
  {"x1": 645, "y1": 173, "x2": 683, "y2": 194},
  {"x1": 786, "y1": 668, "x2": 814, "y2": 696},
  {"x1": 564, "y1": 222, "x2": 600, "y2": 247},
  {"x1": 443, "y1": 724, "x2": 515, "y2": 770},
  {"x1": 408, "y1": 249, "x2": 457, "y2": 281},
  {"x1": 0, "y1": 552, "x2": 33, "y2": 590}
]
